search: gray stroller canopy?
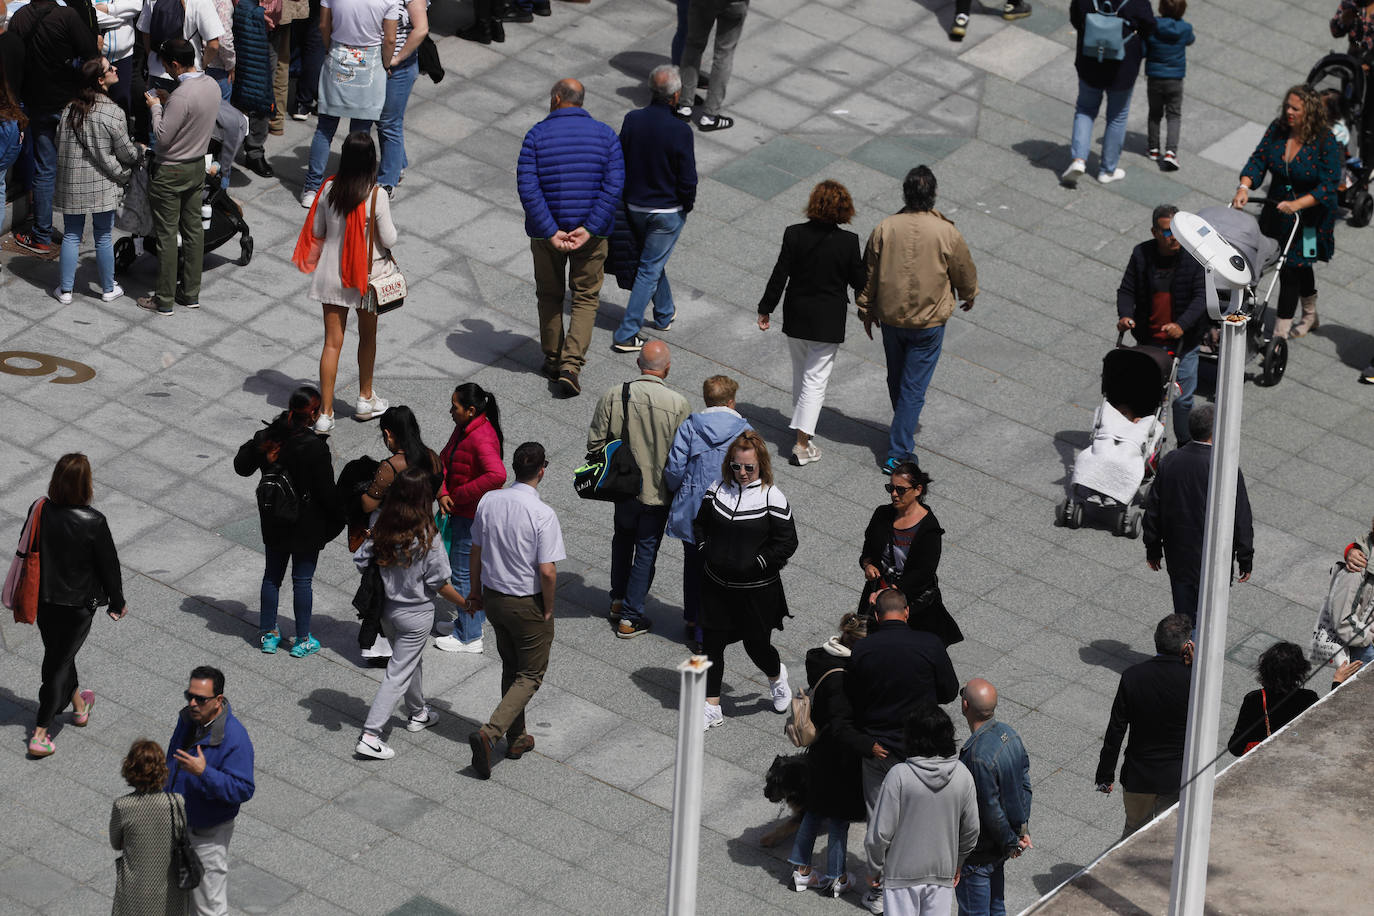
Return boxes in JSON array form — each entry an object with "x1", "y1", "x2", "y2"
[{"x1": 1195, "y1": 206, "x2": 1280, "y2": 285}]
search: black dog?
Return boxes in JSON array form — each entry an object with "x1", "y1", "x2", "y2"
[{"x1": 760, "y1": 752, "x2": 807, "y2": 847}]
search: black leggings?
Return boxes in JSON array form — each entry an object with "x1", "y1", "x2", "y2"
[
  {"x1": 36, "y1": 602, "x2": 95, "y2": 728},
  {"x1": 703, "y1": 628, "x2": 781, "y2": 698},
  {"x1": 1276, "y1": 264, "x2": 1316, "y2": 320}
]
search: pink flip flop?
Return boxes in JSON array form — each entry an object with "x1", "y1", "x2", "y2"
[
  {"x1": 72, "y1": 690, "x2": 95, "y2": 727},
  {"x1": 28, "y1": 734, "x2": 55, "y2": 757}
]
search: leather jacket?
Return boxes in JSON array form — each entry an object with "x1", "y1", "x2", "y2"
[{"x1": 37, "y1": 503, "x2": 124, "y2": 611}]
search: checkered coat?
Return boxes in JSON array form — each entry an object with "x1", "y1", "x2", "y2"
[{"x1": 55, "y1": 96, "x2": 141, "y2": 215}]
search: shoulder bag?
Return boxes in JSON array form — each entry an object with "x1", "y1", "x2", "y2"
[
  {"x1": 166, "y1": 793, "x2": 203, "y2": 890},
  {"x1": 573, "y1": 382, "x2": 642, "y2": 502},
  {"x1": 3, "y1": 498, "x2": 44, "y2": 624},
  {"x1": 784, "y1": 666, "x2": 841, "y2": 748},
  {"x1": 1241, "y1": 689, "x2": 1270, "y2": 754},
  {"x1": 363, "y1": 186, "x2": 406, "y2": 314}
]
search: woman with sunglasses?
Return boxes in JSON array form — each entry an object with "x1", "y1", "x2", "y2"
[
  {"x1": 858, "y1": 461, "x2": 962, "y2": 646},
  {"x1": 692, "y1": 431, "x2": 799, "y2": 731}
]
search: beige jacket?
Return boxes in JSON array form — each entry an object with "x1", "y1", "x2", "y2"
[
  {"x1": 856, "y1": 209, "x2": 979, "y2": 329},
  {"x1": 587, "y1": 375, "x2": 692, "y2": 507}
]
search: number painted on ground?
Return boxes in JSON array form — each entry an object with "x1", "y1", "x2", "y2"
[{"x1": 0, "y1": 351, "x2": 96, "y2": 384}]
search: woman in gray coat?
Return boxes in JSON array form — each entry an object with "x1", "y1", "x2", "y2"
[
  {"x1": 110, "y1": 739, "x2": 189, "y2": 916},
  {"x1": 54, "y1": 57, "x2": 141, "y2": 305}
]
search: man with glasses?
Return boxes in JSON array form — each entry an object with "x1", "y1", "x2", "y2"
[
  {"x1": 1115, "y1": 203, "x2": 1207, "y2": 444},
  {"x1": 167, "y1": 665, "x2": 255, "y2": 916}
]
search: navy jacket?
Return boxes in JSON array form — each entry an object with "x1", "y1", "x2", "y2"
[
  {"x1": 1144, "y1": 17, "x2": 1194, "y2": 80},
  {"x1": 517, "y1": 106, "x2": 625, "y2": 239},
  {"x1": 232, "y1": 0, "x2": 275, "y2": 115},
  {"x1": 1143, "y1": 440, "x2": 1254, "y2": 584},
  {"x1": 960, "y1": 719, "x2": 1032, "y2": 866},
  {"x1": 1071, "y1": 0, "x2": 1155, "y2": 92},
  {"x1": 619, "y1": 100, "x2": 697, "y2": 212},
  {"x1": 845, "y1": 619, "x2": 959, "y2": 754},
  {"x1": 167, "y1": 702, "x2": 256, "y2": 830},
  {"x1": 1095, "y1": 655, "x2": 1190, "y2": 794},
  {"x1": 1115, "y1": 239, "x2": 1208, "y2": 351}
]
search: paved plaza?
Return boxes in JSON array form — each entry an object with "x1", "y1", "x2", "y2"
[{"x1": 0, "y1": 0, "x2": 1366, "y2": 912}]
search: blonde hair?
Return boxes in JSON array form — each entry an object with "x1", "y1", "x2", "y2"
[{"x1": 722, "y1": 431, "x2": 773, "y2": 486}]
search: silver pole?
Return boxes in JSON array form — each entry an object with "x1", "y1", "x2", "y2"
[
  {"x1": 666, "y1": 655, "x2": 712, "y2": 916},
  {"x1": 1168, "y1": 314, "x2": 1247, "y2": 915}
]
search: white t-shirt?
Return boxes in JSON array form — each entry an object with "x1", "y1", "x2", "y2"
[
  {"x1": 322, "y1": 0, "x2": 397, "y2": 48},
  {"x1": 138, "y1": 0, "x2": 225, "y2": 79}
]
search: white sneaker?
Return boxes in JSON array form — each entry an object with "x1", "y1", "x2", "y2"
[
  {"x1": 1097, "y1": 167, "x2": 1126, "y2": 184},
  {"x1": 406, "y1": 705, "x2": 440, "y2": 732},
  {"x1": 100, "y1": 284, "x2": 124, "y2": 302},
  {"x1": 1060, "y1": 159, "x2": 1086, "y2": 187},
  {"x1": 435, "y1": 635, "x2": 483, "y2": 653},
  {"x1": 355, "y1": 733, "x2": 395, "y2": 759},
  {"x1": 791, "y1": 443, "x2": 821, "y2": 466},
  {"x1": 355, "y1": 393, "x2": 388, "y2": 421},
  {"x1": 313, "y1": 412, "x2": 335, "y2": 434},
  {"x1": 792, "y1": 867, "x2": 821, "y2": 892},
  {"x1": 771, "y1": 663, "x2": 792, "y2": 712},
  {"x1": 862, "y1": 880, "x2": 884, "y2": 914},
  {"x1": 51, "y1": 287, "x2": 72, "y2": 305},
  {"x1": 830, "y1": 872, "x2": 856, "y2": 898},
  {"x1": 703, "y1": 702, "x2": 724, "y2": 730},
  {"x1": 301, "y1": 189, "x2": 316, "y2": 209}
]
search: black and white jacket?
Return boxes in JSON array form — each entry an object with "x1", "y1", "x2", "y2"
[{"x1": 692, "y1": 479, "x2": 799, "y2": 588}]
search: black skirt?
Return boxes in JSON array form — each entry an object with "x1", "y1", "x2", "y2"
[{"x1": 700, "y1": 575, "x2": 789, "y2": 640}]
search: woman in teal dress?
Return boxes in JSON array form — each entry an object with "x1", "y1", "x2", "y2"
[{"x1": 1232, "y1": 84, "x2": 1342, "y2": 340}]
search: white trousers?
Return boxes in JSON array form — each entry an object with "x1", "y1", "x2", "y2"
[
  {"x1": 788, "y1": 337, "x2": 839, "y2": 437},
  {"x1": 188, "y1": 818, "x2": 236, "y2": 916},
  {"x1": 884, "y1": 883, "x2": 954, "y2": 916}
]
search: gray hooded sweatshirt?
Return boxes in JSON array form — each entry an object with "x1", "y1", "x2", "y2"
[{"x1": 864, "y1": 755, "x2": 980, "y2": 888}]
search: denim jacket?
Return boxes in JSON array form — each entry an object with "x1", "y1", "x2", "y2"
[{"x1": 958, "y1": 718, "x2": 1031, "y2": 865}]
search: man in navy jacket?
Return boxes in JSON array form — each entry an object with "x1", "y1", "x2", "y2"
[
  {"x1": 517, "y1": 77, "x2": 625, "y2": 397},
  {"x1": 168, "y1": 665, "x2": 255, "y2": 916},
  {"x1": 613, "y1": 65, "x2": 697, "y2": 352}
]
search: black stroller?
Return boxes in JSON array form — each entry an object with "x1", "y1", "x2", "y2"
[{"x1": 1307, "y1": 52, "x2": 1374, "y2": 227}]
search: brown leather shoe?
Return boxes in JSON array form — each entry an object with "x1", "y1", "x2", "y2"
[
  {"x1": 506, "y1": 734, "x2": 536, "y2": 759},
  {"x1": 469, "y1": 731, "x2": 494, "y2": 779}
]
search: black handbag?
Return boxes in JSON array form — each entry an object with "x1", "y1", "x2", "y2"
[
  {"x1": 166, "y1": 793, "x2": 203, "y2": 891},
  {"x1": 573, "y1": 382, "x2": 642, "y2": 502}
]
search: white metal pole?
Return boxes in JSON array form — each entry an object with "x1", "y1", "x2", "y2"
[
  {"x1": 1168, "y1": 314, "x2": 1247, "y2": 915},
  {"x1": 666, "y1": 655, "x2": 711, "y2": 916}
]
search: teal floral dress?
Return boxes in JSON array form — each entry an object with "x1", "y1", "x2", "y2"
[{"x1": 1240, "y1": 119, "x2": 1342, "y2": 266}]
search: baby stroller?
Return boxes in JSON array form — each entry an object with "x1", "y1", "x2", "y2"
[
  {"x1": 1058, "y1": 340, "x2": 1176, "y2": 538},
  {"x1": 1307, "y1": 52, "x2": 1374, "y2": 227}
]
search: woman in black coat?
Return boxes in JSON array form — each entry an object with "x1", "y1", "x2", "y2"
[
  {"x1": 234, "y1": 385, "x2": 344, "y2": 658},
  {"x1": 1228, "y1": 641, "x2": 1320, "y2": 756},
  {"x1": 1062, "y1": 0, "x2": 1156, "y2": 185},
  {"x1": 28, "y1": 453, "x2": 127, "y2": 758},
  {"x1": 757, "y1": 179, "x2": 865, "y2": 467},
  {"x1": 788, "y1": 612, "x2": 874, "y2": 897},
  {"x1": 858, "y1": 461, "x2": 962, "y2": 646}
]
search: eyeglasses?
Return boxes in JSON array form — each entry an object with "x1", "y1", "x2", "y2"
[
  {"x1": 184, "y1": 691, "x2": 219, "y2": 706},
  {"x1": 884, "y1": 484, "x2": 914, "y2": 496},
  {"x1": 729, "y1": 462, "x2": 756, "y2": 473}
]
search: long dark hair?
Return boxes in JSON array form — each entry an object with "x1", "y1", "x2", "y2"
[
  {"x1": 454, "y1": 383, "x2": 504, "y2": 457},
  {"x1": 66, "y1": 58, "x2": 110, "y2": 135},
  {"x1": 0, "y1": 60, "x2": 26, "y2": 130},
  {"x1": 327, "y1": 131, "x2": 378, "y2": 216},
  {"x1": 379, "y1": 406, "x2": 431, "y2": 470},
  {"x1": 370, "y1": 466, "x2": 436, "y2": 567},
  {"x1": 265, "y1": 386, "x2": 322, "y2": 441}
]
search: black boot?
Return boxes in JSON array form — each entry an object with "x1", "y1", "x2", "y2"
[
  {"x1": 490, "y1": 18, "x2": 505, "y2": 41},
  {"x1": 457, "y1": 18, "x2": 492, "y2": 42}
]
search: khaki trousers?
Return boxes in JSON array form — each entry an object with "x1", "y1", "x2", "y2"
[
  {"x1": 270, "y1": 26, "x2": 291, "y2": 131},
  {"x1": 530, "y1": 236, "x2": 607, "y2": 373},
  {"x1": 481, "y1": 589, "x2": 554, "y2": 742},
  {"x1": 1121, "y1": 790, "x2": 1178, "y2": 838}
]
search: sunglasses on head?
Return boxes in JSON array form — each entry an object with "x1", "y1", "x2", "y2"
[
  {"x1": 184, "y1": 691, "x2": 218, "y2": 706},
  {"x1": 884, "y1": 483, "x2": 914, "y2": 496},
  {"x1": 729, "y1": 462, "x2": 756, "y2": 473}
]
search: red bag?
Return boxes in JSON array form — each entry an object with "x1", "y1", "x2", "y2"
[{"x1": 3, "y1": 498, "x2": 44, "y2": 624}]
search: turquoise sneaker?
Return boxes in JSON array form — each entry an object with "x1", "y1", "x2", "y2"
[
  {"x1": 260, "y1": 631, "x2": 281, "y2": 654},
  {"x1": 290, "y1": 635, "x2": 321, "y2": 658}
]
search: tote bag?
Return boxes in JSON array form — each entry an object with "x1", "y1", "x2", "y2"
[{"x1": 3, "y1": 498, "x2": 44, "y2": 624}]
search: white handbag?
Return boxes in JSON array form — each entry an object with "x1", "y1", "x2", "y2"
[{"x1": 362, "y1": 186, "x2": 406, "y2": 314}]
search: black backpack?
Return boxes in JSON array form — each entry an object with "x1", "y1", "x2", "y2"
[
  {"x1": 146, "y1": 0, "x2": 186, "y2": 51},
  {"x1": 256, "y1": 463, "x2": 301, "y2": 524}
]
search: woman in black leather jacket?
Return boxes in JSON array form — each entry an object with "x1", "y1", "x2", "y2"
[{"x1": 29, "y1": 453, "x2": 126, "y2": 758}]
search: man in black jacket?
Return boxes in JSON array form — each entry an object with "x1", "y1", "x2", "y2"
[
  {"x1": 1095, "y1": 613, "x2": 1193, "y2": 838},
  {"x1": 1116, "y1": 204, "x2": 1207, "y2": 444},
  {"x1": 1143, "y1": 404, "x2": 1254, "y2": 620}
]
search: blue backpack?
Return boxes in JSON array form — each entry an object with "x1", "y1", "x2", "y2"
[
  {"x1": 146, "y1": 0, "x2": 186, "y2": 51},
  {"x1": 1083, "y1": 0, "x2": 1128, "y2": 62}
]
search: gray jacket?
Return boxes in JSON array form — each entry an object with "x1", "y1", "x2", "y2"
[
  {"x1": 865, "y1": 755, "x2": 980, "y2": 889},
  {"x1": 55, "y1": 96, "x2": 140, "y2": 215}
]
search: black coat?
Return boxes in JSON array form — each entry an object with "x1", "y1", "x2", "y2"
[
  {"x1": 1070, "y1": 0, "x2": 1155, "y2": 92},
  {"x1": 6, "y1": 0, "x2": 98, "y2": 114},
  {"x1": 1227, "y1": 686, "x2": 1318, "y2": 756},
  {"x1": 37, "y1": 503, "x2": 124, "y2": 611},
  {"x1": 757, "y1": 220, "x2": 865, "y2": 344},
  {"x1": 1115, "y1": 240, "x2": 1208, "y2": 352},
  {"x1": 1095, "y1": 654, "x2": 1190, "y2": 793},
  {"x1": 801, "y1": 646, "x2": 870, "y2": 822},
  {"x1": 1143, "y1": 440, "x2": 1254, "y2": 585},
  {"x1": 846, "y1": 619, "x2": 959, "y2": 754},
  {"x1": 858, "y1": 505, "x2": 963, "y2": 647},
  {"x1": 234, "y1": 424, "x2": 344, "y2": 554}
]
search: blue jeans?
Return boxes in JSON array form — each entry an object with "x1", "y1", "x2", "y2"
[
  {"x1": 615, "y1": 209, "x2": 685, "y2": 343},
  {"x1": 448, "y1": 515, "x2": 485, "y2": 643},
  {"x1": 881, "y1": 323, "x2": 945, "y2": 462},
  {"x1": 260, "y1": 547, "x2": 320, "y2": 637},
  {"x1": 377, "y1": 56, "x2": 418, "y2": 187},
  {"x1": 305, "y1": 116, "x2": 374, "y2": 194},
  {"x1": 955, "y1": 861, "x2": 1006, "y2": 916},
  {"x1": 1071, "y1": 82, "x2": 1133, "y2": 174},
  {"x1": 788, "y1": 812, "x2": 848, "y2": 882},
  {"x1": 1172, "y1": 344, "x2": 1199, "y2": 444},
  {"x1": 29, "y1": 112, "x2": 60, "y2": 244},
  {"x1": 59, "y1": 211, "x2": 116, "y2": 294},
  {"x1": 205, "y1": 68, "x2": 233, "y2": 100},
  {"x1": 1350, "y1": 645, "x2": 1374, "y2": 665},
  {"x1": 610, "y1": 499, "x2": 669, "y2": 623}
]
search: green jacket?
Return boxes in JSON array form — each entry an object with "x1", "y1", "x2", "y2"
[{"x1": 587, "y1": 375, "x2": 691, "y2": 507}]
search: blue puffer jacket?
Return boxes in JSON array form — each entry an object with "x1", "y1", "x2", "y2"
[
  {"x1": 166, "y1": 701, "x2": 256, "y2": 830},
  {"x1": 232, "y1": 0, "x2": 274, "y2": 115},
  {"x1": 517, "y1": 106, "x2": 625, "y2": 239},
  {"x1": 663, "y1": 407, "x2": 752, "y2": 542},
  {"x1": 1144, "y1": 17, "x2": 1193, "y2": 80}
]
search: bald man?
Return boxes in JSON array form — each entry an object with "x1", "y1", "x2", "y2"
[
  {"x1": 957, "y1": 678, "x2": 1031, "y2": 916},
  {"x1": 586, "y1": 340, "x2": 691, "y2": 638},
  {"x1": 517, "y1": 77, "x2": 625, "y2": 396}
]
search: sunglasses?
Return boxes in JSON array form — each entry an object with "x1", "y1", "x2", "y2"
[
  {"x1": 1158, "y1": 227, "x2": 1173, "y2": 238},
  {"x1": 184, "y1": 691, "x2": 219, "y2": 706},
  {"x1": 729, "y1": 462, "x2": 756, "y2": 473},
  {"x1": 884, "y1": 484, "x2": 914, "y2": 496}
]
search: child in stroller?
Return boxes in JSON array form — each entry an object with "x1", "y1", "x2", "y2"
[{"x1": 1308, "y1": 52, "x2": 1374, "y2": 226}]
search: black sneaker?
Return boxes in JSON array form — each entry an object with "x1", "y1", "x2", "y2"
[
  {"x1": 243, "y1": 153, "x2": 275, "y2": 178},
  {"x1": 558, "y1": 369, "x2": 581, "y2": 396},
  {"x1": 500, "y1": 4, "x2": 533, "y2": 21},
  {"x1": 532, "y1": 1, "x2": 551, "y2": 13},
  {"x1": 611, "y1": 335, "x2": 646, "y2": 353},
  {"x1": 616, "y1": 618, "x2": 651, "y2": 639},
  {"x1": 1360, "y1": 362, "x2": 1374, "y2": 384},
  {"x1": 1002, "y1": 0, "x2": 1032, "y2": 19},
  {"x1": 950, "y1": 12, "x2": 968, "y2": 39}
]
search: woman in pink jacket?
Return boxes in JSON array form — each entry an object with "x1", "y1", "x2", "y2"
[{"x1": 433, "y1": 383, "x2": 506, "y2": 653}]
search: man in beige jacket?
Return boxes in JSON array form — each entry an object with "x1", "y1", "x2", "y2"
[
  {"x1": 857, "y1": 165, "x2": 978, "y2": 474},
  {"x1": 587, "y1": 340, "x2": 691, "y2": 638}
]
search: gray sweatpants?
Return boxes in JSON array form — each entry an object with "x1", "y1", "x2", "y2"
[
  {"x1": 678, "y1": 0, "x2": 750, "y2": 117},
  {"x1": 363, "y1": 603, "x2": 435, "y2": 734}
]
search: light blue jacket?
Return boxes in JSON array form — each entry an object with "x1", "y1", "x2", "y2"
[{"x1": 662, "y1": 407, "x2": 751, "y2": 542}]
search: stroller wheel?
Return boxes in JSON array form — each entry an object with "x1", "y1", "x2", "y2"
[
  {"x1": 1258, "y1": 335, "x2": 1288, "y2": 387},
  {"x1": 113, "y1": 237, "x2": 136, "y2": 275},
  {"x1": 1059, "y1": 499, "x2": 1082, "y2": 530},
  {"x1": 1113, "y1": 509, "x2": 1129, "y2": 538},
  {"x1": 1125, "y1": 512, "x2": 1142, "y2": 540},
  {"x1": 239, "y1": 235, "x2": 254, "y2": 266},
  {"x1": 1351, "y1": 191, "x2": 1374, "y2": 228}
]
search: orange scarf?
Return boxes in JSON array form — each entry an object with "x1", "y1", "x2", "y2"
[{"x1": 291, "y1": 178, "x2": 371, "y2": 297}]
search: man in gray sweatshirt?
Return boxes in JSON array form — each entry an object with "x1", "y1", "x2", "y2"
[
  {"x1": 865, "y1": 703, "x2": 980, "y2": 916},
  {"x1": 137, "y1": 38, "x2": 221, "y2": 316}
]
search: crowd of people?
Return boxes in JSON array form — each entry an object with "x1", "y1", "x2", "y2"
[{"x1": 5, "y1": 0, "x2": 1374, "y2": 913}]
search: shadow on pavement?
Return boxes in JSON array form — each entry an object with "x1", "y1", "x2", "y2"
[
  {"x1": 737, "y1": 400, "x2": 888, "y2": 466},
  {"x1": 242, "y1": 367, "x2": 309, "y2": 410},
  {"x1": 1315, "y1": 321, "x2": 1374, "y2": 370},
  {"x1": 1079, "y1": 639, "x2": 1152, "y2": 674},
  {"x1": 1032, "y1": 861, "x2": 1089, "y2": 896},
  {"x1": 181, "y1": 595, "x2": 258, "y2": 648}
]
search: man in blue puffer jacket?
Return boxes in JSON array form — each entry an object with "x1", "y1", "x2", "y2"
[
  {"x1": 233, "y1": 0, "x2": 277, "y2": 178},
  {"x1": 517, "y1": 77, "x2": 625, "y2": 398}
]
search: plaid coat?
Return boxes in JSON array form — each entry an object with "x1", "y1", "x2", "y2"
[{"x1": 55, "y1": 96, "x2": 141, "y2": 215}]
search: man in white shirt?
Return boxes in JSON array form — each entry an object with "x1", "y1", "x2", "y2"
[
  {"x1": 138, "y1": 0, "x2": 224, "y2": 91},
  {"x1": 466, "y1": 441, "x2": 565, "y2": 780}
]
